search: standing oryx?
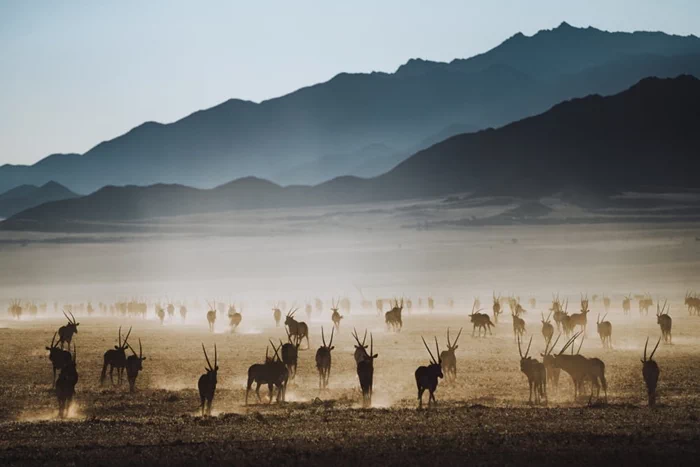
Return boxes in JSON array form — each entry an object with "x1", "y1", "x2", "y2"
[
  {"x1": 439, "y1": 327, "x2": 462, "y2": 382},
  {"x1": 596, "y1": 314, "x2": 613, "y2": 349},
  {"x1": 641, "y1": 337, "x2": 661, "y2": 406},
  {"x1": 569, "y1": 295, "x2": 590, "y2": 336},
  {"x1": 518, "y1": 336, "x2": 546, "y2": 405},
  {"x1": 622, "y1": 294, "x2": 632, "y2": 315},
  {"x1": 46, "y1": 332, "x2": 72, "y2": 387},
  {"x1": 541, "y1": 335, "x2": 560, "y2": 392},
  {"x1": 100, "y1": 326, "x2": 132, "y2": 386},
  {"x1": 385, "y1": 299, "x2": 404, "y2": 332},
  {"x1": 492, "y1": 293, "x2": 502, "y2": 324},
  {"x1": 315, "y1": 327, "x2": 335, "y2": 390},
  {"x1": 512, "y1": 312, "x2": 526, "y2": 341},
  {"x1": 228, "y1": 303, "x2": 242, "y2": 332},
  {"x1": 246, "y1": 343, "x2": 288, "y2": 405},
  {"x1": 55, "y1": 344, "x2": 78, "y2": 419},
  {"x1": 551, "y1": 332, "x2": 608, "y2": 404},
  {"x1": 656, "y1": 300, "x2": 672, "y2": 344},
  {"x1": 285, "y1": 308, "x2": 310, "y2": 349},
  {"x1": 198, "y1": 344, "x2": 218, "y2": 416},
  {"x1": 331, "y1": 299, "x2": 343, "y2": 330},
  {"x1": 206, "y1": 302, "x2": 217, "y2": 333},
  {"x1": 155, "y1": 305, "x2": 165, "y2": 325},
  {"x1": 126, "y1": 339, "x2": 146, "y2": 393},
  {"x1": 273, "y1": 304, "x2": 282, "y2": 327},
  {"x1": 281, "y1": 329, "x2": 301, "y2": 381},
  {"x1": 541, "y1": 312, "x2": 554, "y2": 343},
  {"x1": 415, "y1": 336, "x2": 443, "y2": 409},
  {"x1": 352, "y1": 329, "x2": 377, "y2": 407},
  {"x1": 57, "y1": 309, "x2": 79, "y2": 349},
  {"x1": 470, "y1": 302, "x2": 495, "y2": 337}
]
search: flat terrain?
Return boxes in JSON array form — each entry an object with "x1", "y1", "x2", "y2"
[{"x1": 1, "y1": 216, "x2": 700, "y2": 465}]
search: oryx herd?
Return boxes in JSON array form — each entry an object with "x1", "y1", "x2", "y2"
[{"x1": 6, "y1": 288, "x2": 693, "y2": 419}]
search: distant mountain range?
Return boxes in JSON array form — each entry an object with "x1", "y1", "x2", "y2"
[
  {"x1": 0, "y1": 181, "x2": 78, "y2": 218},
  {"x1": 2, "y1": 22, "x2": 700, "y2": 194},
  {"x1": 3, "y1": 75, "x2": 698, "y2": 231}
]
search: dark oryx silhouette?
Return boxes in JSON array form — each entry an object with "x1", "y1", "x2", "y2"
[
  {"x1": 415, "y1": 336, "x2": 443, "y2": 409},
  {"x1": 352, "y1": 329, "x2": 377, "y2": 407},
  {"x1": 46, "y1": 332, "x2": 72, "y2": 387},
  {"x1": 55, "y1": 344, "x2": 78, "y2": 419},
  {"x1": 439, "y1": 327, "x2": 462, "y2": 382},
  {"x1": 641, "y1": 337, "x2": 661, "y2": 406},
  {"x1": 126, "y1": 338, "x2": 146, "y2": 393},
  {"x1": 315, "y1": 327, "x2": 335, "y2": 390},
  {"x1": 198, "y1": 344, "x2": 218, "y2": 416},
  {"x1": 100, "y1": 326, "x2": 132, "y2": 386},
  {"x1": 245, "y1": 342, "x2": 288, "y2": 404},
  {"x1": 57, "y1": 309, "x2": 79, "y2": 349},
  {"x1": 285, "y1": 308, "x2": 310, "y2": 349}
]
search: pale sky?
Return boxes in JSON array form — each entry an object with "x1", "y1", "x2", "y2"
[{"x1": 1, "y1": 0, "x2": 698, "y2": 165}]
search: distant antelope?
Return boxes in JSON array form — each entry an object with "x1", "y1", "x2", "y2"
[
  {"x1": 155, "y1": 305, "x2": 165, "y2": 324},
  {"x1": 602, "y1": 295, "x2": 611, "y2": 313},
  {"x1": 315, "y1": 327, "x2": 335, "y2": 390},
  {"x1": 315, "y1": 298, "x2": 323, "y2": 314},
  {"x1": 415, "y1": 336, "x2": 443, "y2": 409},
  {"x1": 385, "y1": 298, "x2": 403, "y2": 332},
  {"x1": 57, "y1": 310, "x2": 79, "y2": 349},
  {"x1": 305, "y1": 302, "x2": 313, "y2": 320},
  {"x1": 518, "y1": 336, "x2": 546, "y2": 404},
  {"x1": 352, "y1": 328, "x2": 369, "y2": 365},
  {"x1": 206, "y1": 302, "x2": 217, "y2": 333},
  {"x1": 568, "y1": 295, "x2": 590, "y2": 336},
  {"x1": 285, "y1": 308, "x2": 310, "y2": 349},
  {"x1": 639, "y1": 295, "x2": 653, "y2": 316},
  {"x1": 471, "y1": 302, "x2": 494, "y2": 337},
  {"x1": 552, "y1": 332, "x2": 608, "y2": 404},
  {"x1": 8, "y1": 299, "x2": 22, "y2": 319},
  {"x1": 55, "y1": 344, "x2": 78, "y2": 419},
  {"x1": 596, "y1": 313, "x2": 613, "y2": 349},
  {"x1": 512, "y1": 313, "x2": 525, "y2": 340},
  {"x1": 167, "y1": 302, "x2": 175, "y2": 319},
  {"x1": 641, "y1": 337, "x2": 661, "y2": 406},
  {"x1": 198, "y1": 344, "x2": 218, "y2": 416},
  {"x1": 405, "y1": 298, "x2": 413, "y2": 314},
  {"x1": 528, "y1": 297, "x2": 537, "y2": 309},
  {"x1": 100, "y1": 326, "x2": 132, "y2": 385},
  {"x1": 551, "y1": 296, "x2": 566, "y2": 331},
  {"x1": 273, "y1": 304, "x2": 282, "y2": 327},
  {"x1": 492, "y1": 293, "x2": 502, "y2": 324},
  {"x1": 331, "y1": 299, "x2": 343, "y2": 330},
  {"x1": 228, "y1": 304, "x2": 242, "y2": 332},
  {"x1": 245, "y1": 342, "x2": 288, "y2": 404},
  {"x1": 179, "y1": 304, "x2": 188, "y2": 321},
  {"x1": 126, "y1": 338, "x2": 146, "y2": 393},
  {"x1": 541, "y1": 312, "x2": 554, "y2": 343},
  {"x1": 439, "y1": 327, "x2": 462, "y2": 382},
  {"x1": 375, "y1": 299, "x2": 383, "y2": 315},
  {"x1": 427, "y1": 296, "x2": 435, "y2": 312},
  {"x1": 622, "y1": 294, "x2": 632, "y2": 315},
  {"x1": 684, "y1": 291, "x2": 700, "y2": 316},
  {"x1": 656, "y1": 301, "x2": 672, "y2": 344},
  {"x1": 46, "y1": 332, "x2": 72, "y2": 387},
  {"x1": 281, "y1": 328, "x2": 301, "y2": 381},
  {"x1": 352, "y1": 330, "x2": 377, "y2": 407},
  {"x1": 540, "y1": 335, "x2": 560, "y2": 391}
]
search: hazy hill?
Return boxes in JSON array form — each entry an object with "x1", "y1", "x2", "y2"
[
  {"x1": 3, "y1": 76, "x2": 699, "y2": 231},
  {"x1": 0, "y1": 181, "x2": 79, "y2": 218},
  {"x1": 1, "y1": 23, "x2": 700, "y2": 193}
]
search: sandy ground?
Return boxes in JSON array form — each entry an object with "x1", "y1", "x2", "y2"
[{"x1": 1, "y1": 217, "x2": 700, "y2": 465}]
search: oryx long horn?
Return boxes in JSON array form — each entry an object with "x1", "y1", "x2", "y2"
[
  {"x1": 576, "y1": 335, "x2": 585, "y2": 354},
  {"x1": 50, "y1": 332, "x2": 57, "y2": 348},
  {"x1": 518, "y1": 335, "x2": 523, "y2": 358},
  {"x1": 649, "y1": 337, "x2": 661, "y2": 360},
  {"x1": 202, "y1": 343, "x2": 213, "y2": 371},
  {"x1": 329, "y1": 326, "x2": 334, "y2": 347},
  {"x1": 122, "y1": 326, "x2": 132, "y2": 348},
  {"x1": 434, "y1": 336, "x2": 440, "y2": 361},
  {"x1": 321, "y1": 327, "x2": 326, "y2": 347},
  {"x1": 118, "y1": 326, "x2": 122, "y2": 347},
  {"x1": 643, "y1": 337, "x2": 649, "y2": 361},
  {"x1": 524, "y1": 336, "x2": 532, "y2": 358},
  {"x1": 422, "y1": 336, "x2": 436, "y2": 364}
]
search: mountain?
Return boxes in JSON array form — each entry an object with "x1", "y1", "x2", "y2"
[
  {"x1": 0, "y1": 181, "x2": 79, "y2": 218},
  {"x1": 2, "y1": 23, "x2": 700, "y2": 194},
  {"x1": 3, "y1": 76, "x2": 699, "y2": 231}
]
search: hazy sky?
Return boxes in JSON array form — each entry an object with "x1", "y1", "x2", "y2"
[{"x1": 1, "y1": 0, "x2": 698, "y2": 166}]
